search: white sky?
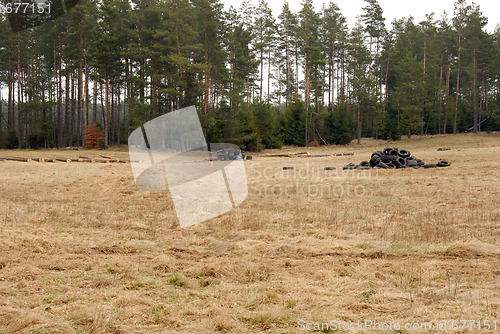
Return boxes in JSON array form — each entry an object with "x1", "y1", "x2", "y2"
[{"x1": 223, "y1": 0, "x2": 500, "y2": 33}]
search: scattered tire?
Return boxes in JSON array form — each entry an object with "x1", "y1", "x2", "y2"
[
  {"x1": 423, "y1": 164, "x2": 438, "y2": 169},
  {"x1": 283, "y1": 167, "x2": 294, "y2": 170},
  {"x1": 246, "y1": 155, "x2": 252, "y2": 160},
  {"x1": 371, "y1": 150, "x2": 384, "y2": 158},
  {"x1": 324, "y1": 167, "x2": 337, "y2": 170},
  {"x1": 343, "y1": 162, "x2": 356, "y2": 170},
  {"x1": 437, "y1": 160, "x2": 451, "y2": 167},
  {"x1": 360, "y1": 161, "x2": 370, "y2": 167}
]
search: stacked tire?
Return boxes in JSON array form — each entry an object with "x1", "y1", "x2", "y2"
[
  {"x1": 216, "y1": 148, "x2": 245, "y2": 161},
  {"x1": 343, "y1": 147, "x2": 450, "y2": 170}
]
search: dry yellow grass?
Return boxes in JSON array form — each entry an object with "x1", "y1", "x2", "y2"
[{"x1": 0, "y1": 133, "x2": 499, "y2": 333}]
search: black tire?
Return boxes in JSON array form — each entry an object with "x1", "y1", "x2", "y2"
[
  {"x1": 406, "y1": 159, "x2": 418, "y2": 167},
  {"x1": 360, "y1": 161, "x2": 370, "y2": 167},
  {"x1": 398, "y1": 149, "x2": 410, "y2": 158},
  {"x1": 394, "y1": 157, "x2": 406, "y2": 167},
  {"x1": 217, "y1": 150, "x2": 225, "y2": 161},
  {"x1": 380, "y1": 154, "x2": 394, "y2": 163},
  {"x1": 383, "y1": 147, "x2": 394, "y2": 155},
  {"x1": 371, "y1": 150, "x2": 384, "y2": 158},
  {"x1": 423, "y1": 164, "x2": 437, "y2": 168},
  {"x1": 246, "y1": 155, "x2": 252, "y2": 160},
  {"x1": 370, "y1": 155, "x2": 381, "y2": 167},
  {"x1": 343, "y1": 162, "x2": 356, "y2": 170},
  {"x1": 437, "y1": 160, "x2": 451, "y2": 167},
  {"x1": 416, "y1": 159, "x2": 424, "y2": 166},
  {"x1": 324, "y1": 167, "x2": 337, "y2": 170},
  {"x1": 377, "y1": 162, "x2": 389, "y2": 169},
  {"x1": 389, "y1": 149, "x2": 399, "y2": 156},
  {"x1": 406, "y1": 156, "x2": 416, "y2": 161},
  {"x1": 283, "y1": 167, "x2": 294, "y2": 170}
]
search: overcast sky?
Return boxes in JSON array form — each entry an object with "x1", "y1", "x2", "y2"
[{"x1": 222, "y1": 0, "x2": 500, "y2": 33}]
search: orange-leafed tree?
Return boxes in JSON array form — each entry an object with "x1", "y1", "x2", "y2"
[{"x1": 84, "y1": 123, "x2": 104, "y2": 148}]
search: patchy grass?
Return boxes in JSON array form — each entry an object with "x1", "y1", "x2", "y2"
[{"x1": 0, "y1": 133, "x2": 499, "y2": 333}]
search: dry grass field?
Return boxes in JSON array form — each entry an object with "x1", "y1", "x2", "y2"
[{"x1": 0, "y1": 133, "x2": 499, "y2": 333}]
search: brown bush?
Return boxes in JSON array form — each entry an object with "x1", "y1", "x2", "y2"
[
  {"x1": 84, "y1": 123, "x2": 104, "y2": 148},
  {"x1": 309, "y1": 139, "x2": 320, "y2": 147}
]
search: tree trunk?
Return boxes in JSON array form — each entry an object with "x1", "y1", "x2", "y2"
[
  {"x1": 204, "y1": 20, "x2": 209, "y2": 113},
  {"x1": 331, "y1": 41, "x2": 335, "y2": 109},
  {"x1": 111, "y1": 79, "x2": 115, "y2": 145},
  {"x1": 71, "y1": 67, "x2": 76, "y2": 146},
  {"x1": 84, "y1": 41, "x2": 89, "y2": 135},
  {"x1": 105, "y1": 69, "x2": 109, "y2": 145},
  {"x1": 439, "y1": 65, "x2": 443, "y2": 133},
  {"x1": 117, "y1": 85, "x2": 121, "y2": 145},
  {"x1": 8, "y1": 60, "x2": 14, "y2": 131},
  {"x1": 17, "y1": 32, "x2": 22, "y2": 148},
  {"x1": 453, "y1": 29, "x2": 461, "y2": 134},
  {"x1": 78, "y1": 34, "x2": 83, "y2": 146},
  {"x1": 444, "y1": 64, "x2": 450, "y2": 134},
  {"x1": 267, "y1": 46, "x2": 271, "y2": 104},
  {"x1": 260, "y1": 44, "x2": 263, "y2": 102},
  {"x1": 305, "y1": 54, "x2": 310, "y2": 146},
  {"x1": 367, "y1": 35, "x2": 372, "y2": 79},
  {"x1": 285, "y1": 24, "x2": 290, "y2": 109},
  {"x1": 57, "y1": 47, "x2": 63, "y2": 147},
  {"x1": 357, "y1": 100, "x2": 362, "y2": 144},
  {"x1": 473, "y1": 48, "x2": 478, "y2": 133}
]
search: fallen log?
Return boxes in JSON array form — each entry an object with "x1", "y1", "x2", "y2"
[
  {"x1": 100, "y1": 155, "x2": 130, "y2": 163},
  {"x1": 0, "y1": 157, "x2": 32, "y2": 162},
  {"x1": 56, "y1": 158, "x2": 72, "y2": 163},
  {"x1": 296, "y1": 154, "x2": 331, "y2": 157},
  {"x1": 77, "y1": 158, "x2": 95, "y2": 162},
  {"x1": 79, "y1": 156, "x2": 111, "y2": 163},
  {"x1": 255, "y1": 151, "x2": 355, "y2": 158},
  {"x1": 331, "y1": 152, "x2": 355, "y2": 156}
]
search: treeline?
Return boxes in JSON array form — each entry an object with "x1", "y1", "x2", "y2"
[{"x1": 0, "y1": 0, "x2": 499, "y2": 150}]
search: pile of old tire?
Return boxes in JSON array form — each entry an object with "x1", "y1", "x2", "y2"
[
  {"x1": 343, "y1": 147, "x2": 450, "y2": 169},
  {"x1": 216, "y1": 148, "x2": 245, "y2": 161}
]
